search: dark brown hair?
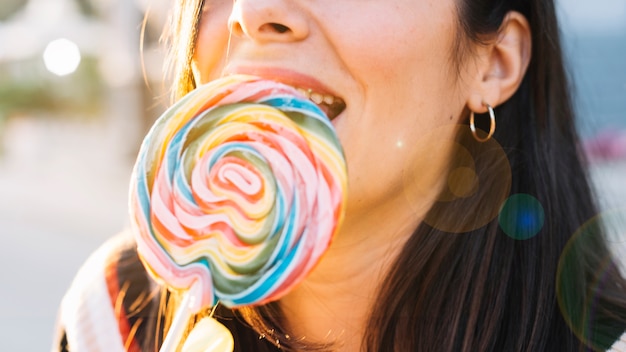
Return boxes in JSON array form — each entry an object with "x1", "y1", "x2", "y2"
[{"x1": 154, "y1": 0, "x2": 626, "y2": 351}]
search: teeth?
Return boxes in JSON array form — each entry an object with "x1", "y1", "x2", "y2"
[
  {"x1": 296, "y1": 88, "x2": 311, "y2": 98},
  {"x1": 295, "y1": 87, "x2": 336, "y2": 106},
  {"x1": 310, "y1": 92, "x2": 324, "y2": 104}
]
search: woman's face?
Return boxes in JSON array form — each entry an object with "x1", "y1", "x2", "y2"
[{"x1": 193, "y1": 0, "x2": 474, "y2": 225}]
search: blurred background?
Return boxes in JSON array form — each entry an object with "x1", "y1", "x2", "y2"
[
  {"x1": 0, "y1": 0, "x2": 169, "y2": 349},
  {"x1": 0, "y1": 0, "x2": 624, "y2": 350}
]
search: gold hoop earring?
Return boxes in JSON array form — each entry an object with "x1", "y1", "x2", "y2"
[{"x1": 470, "y1": 103, "x2": 496, "y2": 142}]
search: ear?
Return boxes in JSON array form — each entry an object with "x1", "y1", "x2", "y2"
[{"x1": 467, "y1": 11, "x2": 532, "y2": 113}]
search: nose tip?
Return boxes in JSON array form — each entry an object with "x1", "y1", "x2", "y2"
[{"x1": 228, "y1": 0, "x2": 309, "y2": 43}]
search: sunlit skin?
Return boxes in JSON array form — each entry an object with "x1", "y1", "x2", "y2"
[{"x1": 193, "y1": 0, "x2": 530, "y2": 349}]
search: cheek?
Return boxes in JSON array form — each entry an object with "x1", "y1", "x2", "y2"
[
  {"x1": 328, "y1": 3, "x2": 456, "y2": 88},
  {"x1": 193, "y1": 7, "x2": 232, "y2": 83},
  {"x1": 331, "y1": 8, "x2": 461, "y2": 163}
]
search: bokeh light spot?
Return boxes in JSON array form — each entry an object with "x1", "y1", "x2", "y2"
[
  {"x1": 43, "y1": 38, "x2": 81, "y2": 76},
  {"x1": 447, "y1": 166, "x2": 477, "y2": 198},
  {"x1": 403, "y1": 126, "x2": 512, "y2": 233},
  {"x1": 557, "y1": 207, "x2": 626, "y2": 351},
  {"x1": 498, "y1": 193, "x2": 544, "y2": 240}
]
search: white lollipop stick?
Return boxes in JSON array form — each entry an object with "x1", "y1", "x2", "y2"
[
  {"x1": 160, "y1": 281, "x2": 203, "y2": 352},
  {"x1": 160, "y1": 281, "x2": 234, "y2": 352}
]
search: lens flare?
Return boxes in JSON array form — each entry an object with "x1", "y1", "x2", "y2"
[
  {"x1": 498, "y1": 194, "x2": 545, "y2": 240},
  {"x1": 557, "y1": 207, "x2": 626, "y2": 351},
  {"x1": 403, "y1": 126, "x2": 511, "y2": 233}
]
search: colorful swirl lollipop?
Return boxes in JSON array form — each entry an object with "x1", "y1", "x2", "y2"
[{"x1": 129, "y1": 74, "x2": 347, "y2": 349}]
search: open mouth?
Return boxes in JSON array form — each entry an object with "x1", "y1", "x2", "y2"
[{"x1": 294, "y1": 87, "x2": 346, "y2": 120}]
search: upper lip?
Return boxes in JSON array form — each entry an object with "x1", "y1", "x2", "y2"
[
  {"x1": 223, "y1": 66, "x2": 343, "y2": 102},
  {"x1": 223, "y1": 66, "x2": 346, "y2": 120}
]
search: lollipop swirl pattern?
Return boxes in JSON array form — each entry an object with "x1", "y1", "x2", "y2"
[{"x1": 130, "y1": 75, "x2": 347, "y2": 310}]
